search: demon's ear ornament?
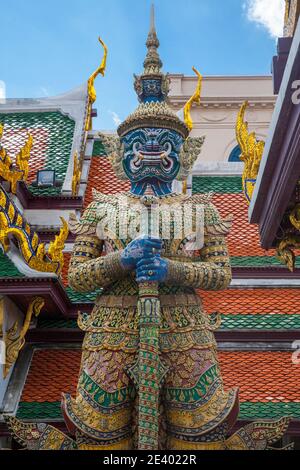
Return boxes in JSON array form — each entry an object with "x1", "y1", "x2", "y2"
[
  {"x1": 98, "y1": 132, "x2": 127, "y2": 180},
  {"x1": 177, "y1": 136, "x2": 205, "y2": 181}
]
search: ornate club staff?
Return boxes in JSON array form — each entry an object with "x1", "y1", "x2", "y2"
[{"x1": 128, "y1": 193, "x2": 169, "y2": 450}]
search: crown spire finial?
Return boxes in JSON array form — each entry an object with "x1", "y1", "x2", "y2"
[
  {"x1": 118, "y1": 4, "x2": 189, "y2": 137},
  {"x1": 143, "y1": 4, "x2": 162, "y2": 75},
  {"x1": 150, "y1": 3, "x2": 155, "y2": 32}
]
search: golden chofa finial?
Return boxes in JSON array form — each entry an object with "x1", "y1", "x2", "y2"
[
  {"x1": 236, "y1": 101, "x2": 265, "y2": 204},
  {"x1": 183, "y1": 67, "x2": 203, "y2": 132},
  {"x1": 86, "y1": 37, "x2": 108, "y2": 131}
]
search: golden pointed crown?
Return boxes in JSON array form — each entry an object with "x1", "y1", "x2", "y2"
[{"x1": 117, "y1": 5, "x2": 189, "y2": 139}]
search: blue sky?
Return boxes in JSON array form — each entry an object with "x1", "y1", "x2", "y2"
[{"x1": 1, "y1": 0, "x2": 284, "y2": 129}]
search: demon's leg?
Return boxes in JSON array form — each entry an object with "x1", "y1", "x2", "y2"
[
  {"x1": 62, "y1": 349, "x2": 137, "y2": 450},
  {"x1": 162, "y1": 348, "x2": 239, "y2": 450}
]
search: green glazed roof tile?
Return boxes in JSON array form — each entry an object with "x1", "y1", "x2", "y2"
[
  {"x1": 239, "y1": 402, "x2": 300, "y2": 420},
  {"x1": 230, "y1": 256, "x2": 300, "y2": 268},
  {"x1": 65, "y1": 287, "x2": 102, "y2": 303},
  {"x1": 0, "y1": 111, "x2": 75, "y2": 196},
  {"x1": 92, "y1": 140, "x2": 107, "y2": 157},
  {"x1": 37, "y1": 315, "x2": 300, "y2": 332},
  {"x1": 28, "y1": 186, "x2": 62, "y2": 196},
  {"x1": 0, "y1": 252, "x2": 24, "y2": 278},
  {"x1": 37, "y1": 319, "x2": 78, "y2": 329},
  {"x1": 192, "y1": 176, "x2": 243, "y2": 194},
  {"x1": 17, "y1": 401, "x2": 62, "y2": 420},
  {"x1": 220, "y1": 314, "x2": 300, "y2": 330},
  {"x1": 16, "y1": 401, "x2": 300, "y2": 421}
]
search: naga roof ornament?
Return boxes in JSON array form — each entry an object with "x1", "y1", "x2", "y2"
[
  {"x1": 3, "y1": 296, "x2": 45, "y2": 378},
  {"x1": 0, "y1": 186, "x2": 68, "y2": 275},
  {"x1": 0, "y1": 124, "x2": 33, "y2": 194},
  {"x1": 236, "y1": 101, "x2": 265, "y2": 205}
]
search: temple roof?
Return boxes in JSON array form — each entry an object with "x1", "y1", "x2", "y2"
[
  {"x1": 249, "y1": 17, "x2": 300, "y2": 250},
  {"x1": 83, "y1": 147, "x2": 130, "y2": 208},
  {"x1": 0, "y1": 111, "x2": 75, "y2": 196},
  {"x1": 202, "y1": 288, "x2": 300, "y2": 330},
  {"x1": 0, "y1": 84, "x2": 88, "y2": 197}
]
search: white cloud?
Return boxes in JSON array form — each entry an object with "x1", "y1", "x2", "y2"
[
  {"x1": 109, "y1": 110, "x2": 122, "y2": 127},
  {"x1": 245, "y1": 0, "x2": 285, "y2": 38},
  {"x1": 39, "y1": 86, "x2": 50, "y2": 97}
]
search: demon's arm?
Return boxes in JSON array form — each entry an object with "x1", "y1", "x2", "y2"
[
  {"x1": 68, "y1": 200, "x2": 163, "y2": 293},
  {"x1": 68, "y1": 236, "x2": 128, "y2": 292},
  {"x1": 68, "y1": 202, "x2": 129, "y2": 293},
  {"x1": 165, "y1": 202, "x2": 232, "y2": 291}
]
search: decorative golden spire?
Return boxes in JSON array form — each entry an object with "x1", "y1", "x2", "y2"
[
  {"x1": 143, "y1": 4, "x2": 163, "y2": 75},
  {"x1": 183, "y1": 67, "x2": 203, "y2": 132},
  {"x1": 118, "y1": 5, "x2": 189, "y2": 138},
  {"x1": 236, "y1": 101, "x2": 265, "y2": 204},
  {"x1": 85, "y1": 37, "x2": 108, "y2": 131}
]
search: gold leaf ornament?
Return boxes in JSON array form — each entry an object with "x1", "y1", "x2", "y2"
[
  {"x1": 290, "y1": 204, "x2": 300, "y2": 231},
  {"x1": 235, "y1": 101, "x2": 265, "y2": 204},
  {"x1": 3, "y1": 297, "x2": 45, "y2": 378},
  {"x1": 276, "y1": 236, "x2": 300, "y2": 272},
  {"x1": 71, "y1": 152, "x2": 82, "y2": 196}
]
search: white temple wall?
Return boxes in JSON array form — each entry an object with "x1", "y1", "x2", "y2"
[{"x1": 168, "y1": 74, "x2": 276, "y2": 172}]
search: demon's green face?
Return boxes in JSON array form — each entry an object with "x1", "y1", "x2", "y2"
[{"x1": 121, "y1": 128, "x2": 183, "y2": 195}]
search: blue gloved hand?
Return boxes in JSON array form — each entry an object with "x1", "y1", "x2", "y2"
[
  {"x1": 120, "y1": 236, "x2": 163, "y2": 270},
  {"x1": 136, "y1": 255, "x2": 169, "y2": 283}
]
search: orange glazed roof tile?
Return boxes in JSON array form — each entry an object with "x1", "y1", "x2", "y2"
[
  {"x1": 200, "y1": 289, "x2": 300, "y2": 315},
  {"x1": 219, "y1": 351, "x2": 300, "y2": 402},
  {"x1": 20, "y1": 350, "x2": 81, "y2": 402},
  {"x1": 61, "y1": 253, "x2": 71, "y2": 287},
  {"x1": 19, "y1": 349, "x2": 300, "y2": 404},
  {"x1": 84, "y1": 157, "x2": 130, "y2": 208},
  {"x1": 211, "y1": 193, "x2": 276, "y2": 258}
]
